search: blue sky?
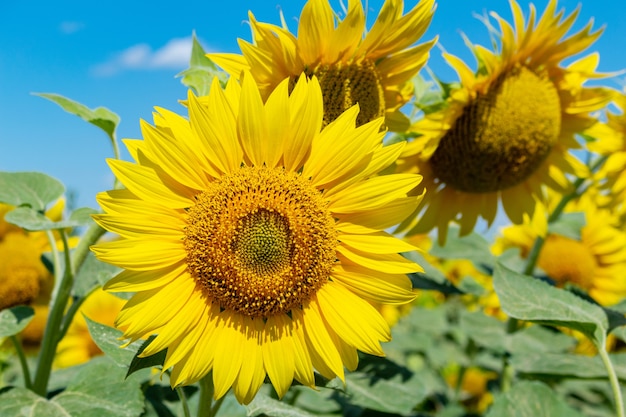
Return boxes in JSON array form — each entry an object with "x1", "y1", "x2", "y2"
[{"x1": 1, "y1": 0, "x2": 625, "y2": 210}]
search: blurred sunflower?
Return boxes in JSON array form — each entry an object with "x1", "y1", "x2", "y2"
[
  {"x1": 0, "y1": 201, "x2": 66, "y2": 344},
  {"x1": 493, "y1": 193, "x2": 626, "y2": 306},
  {"x1": 395, "y1": 0, "x2": 613, "y2": 242},
  {"x1": 208, "y1": 0, "x2": 436, "y2": 130},
  {"x1": 91, "y1": 74, "x2": 424, "y2": 404},
  {"x1": 586, "y1": 91, "x2": 626, "y2": 215},
  {"x1": 54, "y1": 289, "x2": 125, "y2": 368},
  {"x1": 444, "y1": 365, "x2": 497, "y2": 413}
]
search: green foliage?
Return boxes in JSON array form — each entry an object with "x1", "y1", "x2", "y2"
[
  {"x1": 4, "y1": 206, "x2": 96, "y2": 231},
  {"x1": 493, "y1": 263, "x2": 609, "y2": 346},
  {"x1": 486, "y1": 381, "x2": 586, "y2": 417},
  {"x1": 34, "y1": 93, "x2": 119, "y2": 143},
  {"x1": 0, "y1": 306, "x2": 34, "y2": 338},
  {"x1": 0, "y1": 357, "x2": 144, "y2": 417},
  {"x1": 73, "y1": 252, "x2": 121, "y2": 298},
  {"x1": 548, "y1": 212, "x2": 586, "y2": 240},
  {"x1": 0, "y1": 171, "x2": 64, "y2": 211},
  {"x1": 177, "y1": 32, "x2": 227, "y2": 96}
]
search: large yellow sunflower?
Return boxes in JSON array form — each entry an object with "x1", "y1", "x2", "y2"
[
  {"x1": 208, "y1": 0, "x2": 436, "y2": 130},
  {"x1": 395, "y1": 0, "x2": 613, "y2": 242},
  {"x1": 493, "y1": 193, "x2": 626, "y2": 306},
  {"x1": 91, "y1": 74, "x2": 424, "y2": 404}
]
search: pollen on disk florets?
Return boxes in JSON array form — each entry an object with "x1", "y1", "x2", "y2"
[
  {"x1": 183, "y1": 166, "x2": 337, "y2": 318},
  {"x1": 429, "y1": 65, "x2": 561, "y2": 193},
  {"x1": 303, "y1": 60, "x2": 386, "y2": 127}
]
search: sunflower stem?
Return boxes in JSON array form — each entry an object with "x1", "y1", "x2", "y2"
[
  {"x1": 598, "y1": 343, "x2": 625, "y2": 417},
  {"x1": 176, "y1": 386, "x2": 191, "y2": 417},
  {"x1": 10, "y1": 335, "x2": 32, "y2": 390},
  {"x1": 32, "y1": 229, "x2": 72, "y2": 396},
  {"x1": 197, "y1": 375, "x2": 215, "y2": 417}
]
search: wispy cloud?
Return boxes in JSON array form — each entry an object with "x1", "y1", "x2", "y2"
[
  {"x1": 60, "y1": 21, "x2": 84, "y2": 34},
  {"x1": 91, "y1": 36, "x2": 196, "y2": 77}
]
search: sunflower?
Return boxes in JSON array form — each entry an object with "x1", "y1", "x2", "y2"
[
  {"x1": 0, "y1": 201, "x2": 63, "y2": 313},
  {"x1": 493, "y1": 193, "x2": 626, "y2": 306},
  {"x1": 395, "y1": 0, "x2": 613, "y2": 242},
  {"x1": 208, "y1": 0, "x2": 436, "y2": 131},
  {"x1": 54, "y1": 289, "x2": 126, "y2": 368},
  {"x1": 587, "y1": 91, "x2": 626, "y2": 216},
  {"x1": 91, "y1": 74, "x2": 424, "y2": 404}
]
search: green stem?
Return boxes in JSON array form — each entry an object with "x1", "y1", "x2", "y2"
[
  {"x1": 197, "y1": 375, "x2": 214, "y2": 417},
  {"x1": 176, "y1": 387, "x2": 191, "y2": 417},
  {"x1": 71, "y1": 222, "x2": 106, "y2": 276},
  {"x1": 44, "y1": 230, "x2": 62, "y2": 287},
  {"x1": 598, "y1": 345, "x2": 625, "y2": 417},
  {"x1": 197, "y1": 374, "x2": 224, "y2": 417},
  {"x1": 32, "y1": 230, "x2": 72, "y2": 396},
  {"x1": 10, "y1": 335, "x2": 32, "y2": 389}
]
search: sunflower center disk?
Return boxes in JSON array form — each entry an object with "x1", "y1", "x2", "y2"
[
  {"x1": 234, "y1": 210, "x2": 290, "y2": 276},
  {"x1": 538, "y1": 235, "x2": 596, "y2": 289},
  {"x1": 184, "y1": 166, "x2": 337, "y2": 318},
  {"x1": 429, "y1": 65, "x2": 561, "y2": 193},
  {"x1": 311, "y1": 60, "x2": 385, "y2": 127}
]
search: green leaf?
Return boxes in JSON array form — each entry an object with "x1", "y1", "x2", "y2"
[
  {"x1": 0, "y1": 171, "x2": 64, "y2": 211},
  {"x1": 485, "y1": 380, "x2": 586, "y2": 417},
  {"x1": 507, "y1": 325, "x2": 577, "y2": 355},
  {"x1": 0, "y1": 306, "x2": 34, "y2": 338},
  {"x1": 35, "y1": 93, "x2": 119, "y2": 142},
  {"x1": 0, "y1": 387, "x2": 67, "y2": 417},
  {"x1": 548, "y1": 212, "x2": 586, "y2": 240},
  {"x1": 4, "y1": 206, "x2": 97, "y2": 231},
  {"x1": 0, "y1": 357, "x2": 143, "y2": 417},
  {"x1": 430, "y1": 227, "x2": 495, "y2": 270},
  {"x1": 84, "y1": 317, "x2": 142, "y2": 368},
  {"x1": 493, "y1": 263, "x2": 608, "y2": 346},
  {"x1": 459, "y1": 310, "x2": 506, "y2": 353},
  {"x1": 176, "y1": 32, "x2": 226, "y2": 96},
  {"x1": 52, "y1": 356, "x2": 144, "y2": 417},
  {"x1": 246, "y1": 393, "x2": 317, "y2": 417},
  {"x1": 73, "y1": 252, "x2": 121, "y2": 298},
  {"x1": 512, "y1": 352, "x2": 626, "y2": 381},
  {"x1": 126, "y1": 335, "x2": 167, "y2": 378}
]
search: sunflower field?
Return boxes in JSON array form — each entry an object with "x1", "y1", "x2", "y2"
[{"x1": 2, "y1": 0, "x2": 626, "y2": 416}]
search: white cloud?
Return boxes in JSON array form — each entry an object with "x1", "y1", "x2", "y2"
[
  {"x1": 91, "y1": 36, "x2": 195, "y2": 77},
  {"x1": 60, "y1": 21, "x2": 84, "y2": 34}
]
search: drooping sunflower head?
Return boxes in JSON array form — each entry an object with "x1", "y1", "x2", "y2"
[
  {"x1": 395, "y1": 0, "x2": 613, "y2": 243},
  {"x1": 91, "y1": 73, "x2": 424, "y2": 404},
  {"x1": 208, "y1": 0, "x2": 437, "y2": 130}
]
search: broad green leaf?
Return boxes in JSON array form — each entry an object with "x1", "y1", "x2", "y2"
[
  {"x1": 341, "y1": 371, "x2": 428, "y2": 415},
  {"x1": 459, "y1": 310, "x2": 506, "y2": 353},
  {"x1": 0, "y1": 387, "x2": 67, "y2": 417},
  {"x1": 0, "y1": 306, "x2": 34, "y2": 338},
  {"x1": 247, "y1": 393, "x2": 317, "y2": 417},
  {"x1": 507, "y1": 324, "x2": 577, "y2": 355},
  {"x1": 85, "y1": 317, "x2": 142, "y2": 368},
  {"x1": 73, "y1": 252, "x2": 121, "y2": 297},
  {"x1": 493, "y1": 263, "x2": 608, "y2": 346},
  {"x1": 35, "y1": 93, "x2": 119, "y2": 142},
  {"x1": 176, "y1": 32, "x2": 226, "y2": 96},
  {"x1": 0, "y1": 357, "x2": 143, "y2": 417},
  {"x1": 52, "y1": 356, "x2": 144, "y2": 417},
  {"x1": 512, "y1": 352, "x2": 626, "y2": 381},
  {"x1": 126, "y1": 335, "x2": 167, "y2": 378},
  {"x1": 486, "y1": 381, "x2": 586, "y2": 417},
  {"x1": 430, "y1": 227, "x2": 495, "y2": 271},
  {"x1": 0, "y1": 171, "x2": 64, "y2": 211},
  {"x1": 547, "y1": 212, "x2": 586, "y2": 241},
  {"x1": 4, "y1": 206, "x2": 96, "y2": 231}
]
